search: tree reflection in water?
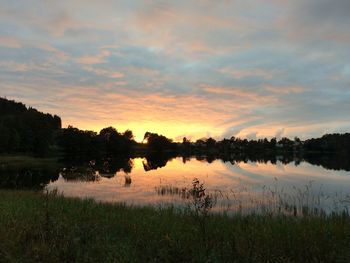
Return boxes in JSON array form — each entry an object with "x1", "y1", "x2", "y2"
[{"x1": 2, "y1": 152, "x2": 350, "y2": 190}]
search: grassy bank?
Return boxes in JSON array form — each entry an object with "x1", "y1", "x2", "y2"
[
  {"x1": 0, "y1": 191, "x2": 350, "y2": 263},
  {"x1": 0, "y1": 155, "x2": 59, "y2": 167}
]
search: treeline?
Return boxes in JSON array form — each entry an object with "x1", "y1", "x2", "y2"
[
  {"x1": 0, "y1": 98, "x2": 61, "y2": 156},
  {"x1": 58, "y1": 126, "x2": 136, "y2": 159},
  {"x1": 58, "y1": 127, "x2": 350, "y2": 161},
  {"x1": 180, "y1": 136, "x2": 299, "y2": 155},
  {"x1": 57, "y1": 127, "x2": 178, "y2": 160},
  {"x1": 180, "y1": 134, "x2": 350, "y2": 156},
  {"x1": 1, "y1": 97, "x2": 350, "y2": 158},
  {"x1": 303, "y1": 133, "x2": 350, "y2": 153}
]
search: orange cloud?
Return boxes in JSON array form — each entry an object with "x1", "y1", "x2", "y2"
[
  {"x1": 0, "y1": 61, "x2": 29, "y2": 72},
  {"x1": 76, "y1": 50, "x2": 111, "y2": 65},
  {"x1": 219, "y1": 67, "x2": 278, "y2": 79},
  {"x1": 54, "y1": 87, "x2": 247, "y2": 142},
  {"x1": 0, "y1": 36, "x2": 21, "y2": 48},
  {"x1": 264, "y1": 85, "x2": 305, "y2": 94},
  {"x1": 200, "y1": 84, "x2": 278, "y2": 105}
]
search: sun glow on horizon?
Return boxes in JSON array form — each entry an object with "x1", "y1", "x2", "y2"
[
  {"x1": 63, "y1": 120, "x2": 220, "y2": 143},
  {"x1": 2, "y1": 0, "x2": 349, "y2": 140}
]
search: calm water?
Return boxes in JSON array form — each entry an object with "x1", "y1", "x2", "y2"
[{"x1": 42, "y1": 157, "x2": 350, "y2": 214}]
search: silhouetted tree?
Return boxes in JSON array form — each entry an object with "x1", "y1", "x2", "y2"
[
  {"x1": 57, "y1": 126, "x2": 98, "y2": 159},
  {"x1": 123, "y1": 130, "x2": 134, "y2": 141},
  {"x1": 0, "y1": 97, "x2": 61, "y2": 156},
  {"x1": 144, "y1": 132, "x2": 176, "y2": 152}
]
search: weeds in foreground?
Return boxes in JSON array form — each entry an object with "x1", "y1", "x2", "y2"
[
  {"x1": 189, "y1": 178, "x2": 214, "y2": 217},
  {"x1": 1, "y1": 190, "x2": 350, "y2": 262},
  {"x1": 188, "y1": 178, "x2": 214, "y2": 249},
  {"x1": 156, "y1": 178, "x2": 350, "y2": 217}
]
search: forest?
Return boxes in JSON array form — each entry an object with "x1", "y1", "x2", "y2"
[
  {"x1": 1, "y1": 97, "x2": 350, "y2": 159},
  {"x1": 0, "y1": 98, "x2": 61, "y2": 156}
]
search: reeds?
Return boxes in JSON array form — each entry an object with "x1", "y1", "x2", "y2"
[
  {"x1": 0, "y1": 190, "x2": 350, "y2": 262},
  {"x1": 156, "y1": 178, "x2": 350, "y2": 217}
]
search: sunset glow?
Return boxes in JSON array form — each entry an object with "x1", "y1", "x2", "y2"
[{"x1": 1, "y1": 0, "x2": 350, "y2": 140}]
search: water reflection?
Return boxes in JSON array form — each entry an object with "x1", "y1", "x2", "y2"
[
  {"x1": 142, "y1": 153, "x2": 175, "y2": 171},
  {"x1": 0, "y1": 163, "x2": 59, "y2": 189},
  {"x1": 124, "y1": 175, "x2": 132, "y2": 187},
  {"x1": 45, "y1": 156, "x2": 350, "y2": 213},
  {"x1": 60, "y1": 167, "x2": 100, "y2": 182},
  {"x1": 155, "y1": 185, "x2": 190, "y2": 199},
  {"x1": 1, "y1": 154, "x2": 350, "y2": 214}
]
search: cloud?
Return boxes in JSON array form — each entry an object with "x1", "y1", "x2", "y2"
[
  {"x1": 82, "y1": 66, "x2": 125, "y2": 79},
  {"x1": 282, "y1": 0, "x2": 350, "y2": 43},
  {"x1": 110, "y1": 72, "x2": 124, "y2": 79},
  {"x1": 200, "y1": 84, "x2": 278, "y2": 107},
  {"x1": 0, "y1": 36, "x2": 21, "y2": 48},
  {"x1": 246, "y1": 132, "x2": 258, "y2": 140},
  {"x1": 0, "y1": 61, "x2": 29, "y2": 72},
  {"x1": 1, "y1": 0, "x2": 350, "y2": 140},
  {"x1": 264, "y1": 85, "x2": 305, "y2": 94},
  {"x1": 76, "y1": 50, "x2": 111, "y2": 65},
  {"x1": 219, "y1": 67, "x2": 278, "y2": 79},
  {"x1": 275, "y1": 128, "x2": 285, "y2": 140}
]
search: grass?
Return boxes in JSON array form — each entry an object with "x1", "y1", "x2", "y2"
[
  {"x1": 1, "y1": 190, "x2": 350, "y2": 262},
  {"x1": 0, "y1": 155, "x2": 59, "y2": 168}
]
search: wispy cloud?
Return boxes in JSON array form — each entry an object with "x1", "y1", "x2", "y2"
[
  {"x1": 0, "y1": 36, "x2": 21, "y2": 48},
  {"x1": 219, "y1": 67, "x2": 278, "y2": 79},
  {"x1": 1, "y1": 0, "x2": 349, "y2": 140},
  {"x1": 264, "y1": 85, "x2": 305, "y2": 94},
  {"x1": 75, "y1": 50, "x2": 111, "y2": 65}
]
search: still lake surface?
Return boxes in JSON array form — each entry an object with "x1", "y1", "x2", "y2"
[{"x1": 42, "y1": 157, "x2": 350, "y2": 214}]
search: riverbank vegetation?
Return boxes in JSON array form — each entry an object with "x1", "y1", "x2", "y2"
[{"x1": 0, "y1": 190, "x2": 349, "y2": 263}]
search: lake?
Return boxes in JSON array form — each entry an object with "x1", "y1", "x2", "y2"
[
  {"x1": 44, "y1": 156, "x2": 350, "y2": 215},
  {"x1": 2, "y1": 155, "x2": 350, "y2": 214}
]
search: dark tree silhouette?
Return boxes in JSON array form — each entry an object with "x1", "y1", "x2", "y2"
[
  {"x1": 3, "y1": 97, "x2": 350, "y2": 172},
  {"x1": 143, "y1": 132, "x2": 176, "y2": 152},
  {"x1": 0, "y1": 97, "x2": 61, "y2": 156}
]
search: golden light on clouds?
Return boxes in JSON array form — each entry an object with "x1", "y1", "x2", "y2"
[
  {"x1": 63, "y1": 113, "x2": 223, "y2": 143},
  {"x1": 57, "y1": 88, "x2": 240, "y2": 142},
  {"x1": 1, "y1": 0, "x2": 350, "y2": 140}
]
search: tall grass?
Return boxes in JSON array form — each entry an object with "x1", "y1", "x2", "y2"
[
  {"x1": 156, "y1": 178, "x2": 350, "y2": 217},
  {"x1": 1, "y1": 190, "x2": 350, "y2": 262}
]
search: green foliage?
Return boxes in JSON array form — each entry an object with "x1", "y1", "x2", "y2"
[{"x1": 1, "y1": 191, "x2": 350, "y2": 262}]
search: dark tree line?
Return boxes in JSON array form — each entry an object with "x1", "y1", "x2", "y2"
[
  {"x1": 143, "y1": 132, "x2": 177, "y2": 152},
  {"x1": 2, "y1": 97, "x2": 350, "y2": 161},
  {"x1": 57, "y1": 126, "x2": 136, "y2": 159},
  {"x1": 179, "y1": 136, "x2": 301, "y2": 156},
  {"x1": 303, "y1": 133, "x2": 350, "y2": 153},
  {"x1": 0, "y1": 98, "x2": 61, "y2": 156}
]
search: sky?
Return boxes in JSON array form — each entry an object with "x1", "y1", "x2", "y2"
[{"x1": 0, "y1": 0, "x2": 350, "y2": 142}]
